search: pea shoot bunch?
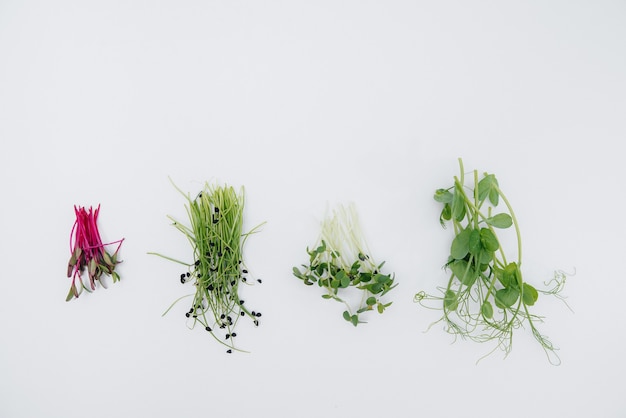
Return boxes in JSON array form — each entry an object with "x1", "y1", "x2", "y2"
[
  {"x1": 293, "y1": 204, "x2": 396, "y2": 326},
  {"x1": 415, "y1": 158, "x2": 568, "y2": 364},
  {"x1": 65, "y1": 205, "x2": 124, "y2": 301},
  {"x1": 150, "y1": 181, "x2": 263, "y2": 353}
]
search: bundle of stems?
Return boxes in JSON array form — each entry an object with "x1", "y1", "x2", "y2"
[
  {"x1": 150, "y1": 180, "x2": 263, "y2": 353},
  {"x1": 66, "y1": 205, "x2": 124, "y2": 301}
]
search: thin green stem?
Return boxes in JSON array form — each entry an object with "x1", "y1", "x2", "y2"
[
  {"x1": 147, "y1": 252, "x2": 190, "y2": 266},
  {"x1": 493, "y1": 184, "x2": 523, "y2": 265},
  {"x1": 473, "y1": 170, "x2": 480, "y2": 229}
]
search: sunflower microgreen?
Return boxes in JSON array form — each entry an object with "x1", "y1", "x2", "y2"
[{"x1": 293, "y1": 204, "x2": 396, "y2": 326}]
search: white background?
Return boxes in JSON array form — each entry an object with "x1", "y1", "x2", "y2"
[{"x1": 1, "y1": 1, "x2": 625, "y2": 417}]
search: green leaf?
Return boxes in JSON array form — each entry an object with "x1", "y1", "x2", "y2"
[
  {"x1": 377, "y1": 303, "x2": 384, "y2": 314},
  {"x1": 522, "y1": 283, "x2": 539, "y2": 306},
  {"x1": 440, "y1": 204, "x2": 452, "y2": 226},
  {"x1": 481, "y1": 301, "x2": 494, "y2": 319},
  {"x1": 350, "y1": 315, "x2": 359, "y2": 326},
  {"x1": 68, "y1": 247, "x2": 81, "y2": 266},
  {"x1": 450, "y1": 259, "x2": 477, "y2": 286},
  {"x1": 316, "y1": 241, "x2": 326, "y2": 254},
  {"x1": 343, "y1": 311, "x2": 351, "y2": 322},
  {"x1": 88, "y1": 258, "x2": 97, "y2": 277},
  {"x1": 451, "y1": 227, "x2": 472, "y2": 260},
  {"x1": 321, "y1": 294, "x2": 332, "y2": 299},
  {"x1": 489, "y1": 186, "x2": 500, "y2": 206},
  {"x1": 494, "y1": 267, "x2": 507, "y2": 287},
  {"x1": 366, "y1": 296, "x2": 377, "y2": 306},
  {"x1": 477, "y1": 174, "x2": 494, "y2": 202},
  {"x1": 65, "y1": 284, "x2": 76, "y2": 302},
  {"x1": 478, "y1": 174, "x2": 500, "y2": 206},
  {"x1": 502, "y1": 262, "x2": 520, "y2": 289},
  {"x1": 495, "y1": 287, "x2": 520, "y2": 308},
  {"x1": 359, "y1": 272, "x2": 372, "y2": 282},
  {"x1": 468, "y1": 228, "x2": 481, "y2": 256},
  {"x1": 315, "y1": 263, "x2": 327, "y2": 276},
  {"x1": 340, "y1": 275, "x2": 350, "y2": 288},
  {"x1": 100, "y1": 262, "x2": 112, "y2": 275},
  {"x1": 369, "y1": 282, "x2": 383, "y2": 294},
  {"x1": 452, "y1": 188, "x2": 466, "y2": 221},
  {"x1": 292, "y1": 267, "x2": 305, "y2": 280},
  {"x1": 350, "y1": 260, "x2": 360, "y2": 274},
  {"x1": 486, "y1": 213, "x2": 513, "y2": 229},
  {"x1": 381, "y1": 282, "x2": 397, "y2": 297},
  {"x1": 102, "y1": 251, "x2": 114, "y2": 267},
  {"x1": 374, "y1": 274, "x2": 391, "y2": 284},
  {"x1": 478, "y1": 249, "x2": 493, "y2": 264},
  {"x1": 434, "y1": 189, "x2": 453, "y2": 203},
  {"x1": 478, "y1": 174, "x2": 500, "y2": 205},
  {"x1": 336, "y1": 270, "x2": 349, "y2": 288},
  {"x1": 479, "y1": 228, "x2": 499, "y2": 252},
  {"x1": 444, "y1": 289, "x2": 458, "y2": 311},
  {"x1": 331, "y1": 279, "x2": 340, "y2": 289}
]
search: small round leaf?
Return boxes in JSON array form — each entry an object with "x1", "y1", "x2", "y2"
[
  {"x1": 481, "y1": 301, "x2": 494, "y2": 319},
  {"x1": 522, "y1": 283, "x2": 539, "y2": 306},
  {"x1": 495, "y1": 287, "x2": 520, "y2": 308},
  {"x1": 444, "y1": 289, "x2": 458, "y2": 311},
  {"x1": 479, "y1": 228, "x2": 499, "y2": 252},
  {"x1": 486, "y1": 213, "x2": 513, "y2": 229},
  {"x1": 451, "y1": 227, "x2": 472, "y2": 260}
]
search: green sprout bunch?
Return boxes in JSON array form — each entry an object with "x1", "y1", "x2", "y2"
[
  {"x1": 293, "y1": 204, "x2": 396, "y2": 326},
  {"x1": 150, "y1": 180, "x2": 264, "y2": 354},
  {"x1": 415, "y1": 158, "x2": 568, "y2": 364}
]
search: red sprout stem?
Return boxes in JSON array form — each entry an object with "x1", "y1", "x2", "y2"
[{"x1": 66, "y1": 204, "x2": 124, "y2": 300}]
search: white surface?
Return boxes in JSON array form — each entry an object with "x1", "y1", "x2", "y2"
[{"x1": 1, "y1": 1, "x2": 625, "y2": 417}]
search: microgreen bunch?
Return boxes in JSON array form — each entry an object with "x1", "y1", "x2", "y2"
[
  {"x1": 293, "y1": 204, "x2": 396, "y2": 326},
  {"x1": 415, "y1": 158, "x2": 568, "y2": 364},
  {"x1": 66, "y1": 205, "x2": 124, "y2": 301},
  {"x1": 149, "y1": 180, "x2": 263, "y2": 353}
]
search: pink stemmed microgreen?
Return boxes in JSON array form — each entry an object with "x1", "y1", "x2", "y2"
[{"x1": 66, "y1": 205, "x2": 124, "y2": 301}]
